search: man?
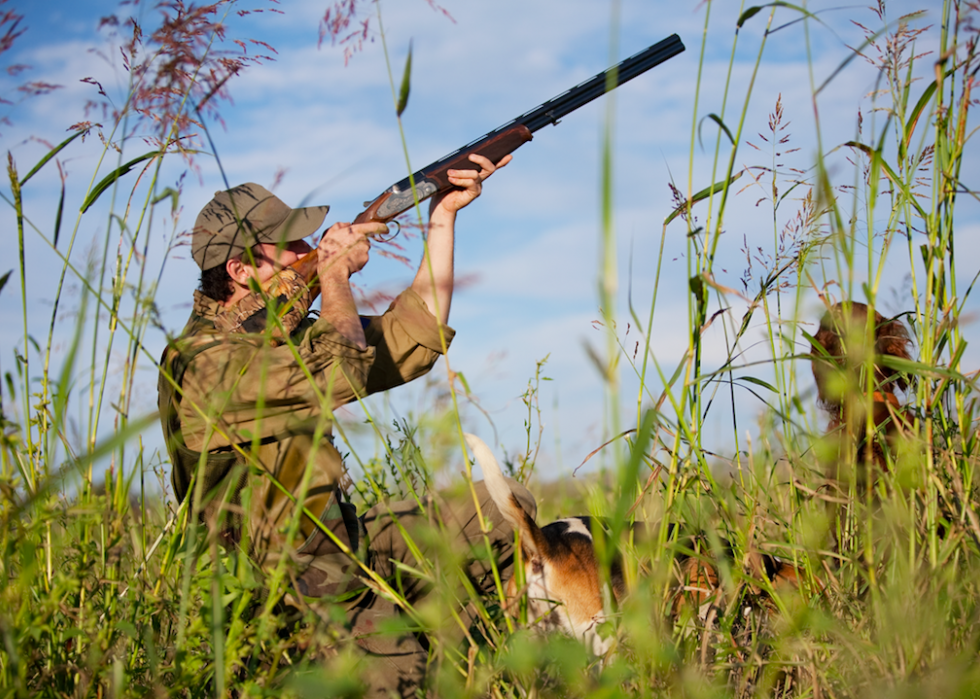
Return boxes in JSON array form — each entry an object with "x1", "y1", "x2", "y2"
[{"x1": 158, "y1": 154, "x2": 535, "y2": 696}]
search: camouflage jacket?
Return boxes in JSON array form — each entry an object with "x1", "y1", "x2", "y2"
[{"x1": 158, "y1": 288, "x2": 454, "y2": 562}]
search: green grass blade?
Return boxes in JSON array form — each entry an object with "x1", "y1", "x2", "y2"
[
  {"x1": 738, "y1": 2, "x2": 817, "y2": 30},
  {"x1": 699, "y1": 113, "x2": 735, "y2": 147},
  {"x1": 18, "y1": 127, "x2": 90, "y2": 187},
  {"x1": 53, "y1": 181, "x2": 65, "y2": 249},
  {"x1": 81, "y1": 151, "x2": 161, "y2": 213},
  {"x1": 396, "y1": 40, "x2": 412, "y2": 117},
  {"x1": 904, "y1": 79, "x2": 938, "y2": 156},
  {"x1": 740, "y1": 375, "x2": 778, "y2": 393},
  {"x1": 665, "y1": 171, "x2": 743, "y2": 225}
]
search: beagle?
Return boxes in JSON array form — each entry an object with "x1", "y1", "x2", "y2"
[{"x1": 465, "y1": 434, "x2": 808, "y2": 655}]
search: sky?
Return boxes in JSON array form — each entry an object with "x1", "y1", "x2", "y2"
[{"x1": 0, "y1": 0, "x2": 971, "y2": 489}]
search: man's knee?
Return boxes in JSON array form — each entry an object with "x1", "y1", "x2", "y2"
[{"x1": 349, "y1": 607, "x2": 428, "y2": 699}]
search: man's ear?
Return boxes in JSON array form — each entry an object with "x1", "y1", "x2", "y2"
[{"x1": 225, "y1": 255, "x2": 253, "y2": 286}]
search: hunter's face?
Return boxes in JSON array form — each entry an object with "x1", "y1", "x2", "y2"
[{"x1": 247, "y1": 239, "x2": 313, "y2": 284}]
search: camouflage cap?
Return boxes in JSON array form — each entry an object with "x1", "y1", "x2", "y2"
[{"x1": 192, "y1": 183, "x2": 330, "y2": 270}]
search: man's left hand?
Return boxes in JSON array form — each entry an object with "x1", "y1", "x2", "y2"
[{"x1": 429, "y1": 153, "x2": 511, "y2": 215}]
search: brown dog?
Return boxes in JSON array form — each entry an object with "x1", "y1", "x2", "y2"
[
  {"x1": 465, "y1": 434, "x2": 807, "y2": 655},
  {"x1": 810, "y1": 301, "x2": 914, "y2": 470}
]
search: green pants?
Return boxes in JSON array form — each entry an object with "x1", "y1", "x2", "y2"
[{"x1": 289, "y1": 478, "x2": 537, "y2": 698}]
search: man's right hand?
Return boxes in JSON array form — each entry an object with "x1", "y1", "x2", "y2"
[{"x1": 316, "y1": 221, "x2": 385, "y2": 279}]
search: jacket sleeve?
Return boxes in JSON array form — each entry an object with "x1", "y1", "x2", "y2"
[{"x1": 362, "y1": 288, "x2": 455, "y2": 395}]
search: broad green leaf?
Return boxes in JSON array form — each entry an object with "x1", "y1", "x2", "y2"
[
  {"x1": 81, "y1": 151, "x2": 161, "y2": 213},
  {"x1": 843, "y1": 141, "x2": 928, "y2": 220},
  {"x1": 454, "y1": 370, "x2": 472, "y2": 394},
  {"x1": 115, "y1": 621, "x2": 139, "y2": 639},
  {"x1": 880, "y1": 354, "x2": 960, "y2": 381},
  {"x1": 153, "y1": 186, "x2": 180, "y2": 213},
  {"x1": 397, "y1": 40, "x2": 413, "y2": 117},
  {"x1": 737, "y1": 306, "x2": 755, "y2": 338},
  {"x1": 664, "y1": 352, "x2": 689, "y2": 392},
  {"x1": 845, "y1": 140, "x2": 874, "y2": 158},
  {"x1": 775, "y1": 179, "x2": 806, "y2": 208},
  {"x1": 737, "y1": 6, "x2": 764, "y2": 26},
  {"x1": 689, "y1": 275, "x2": 706, "y2": 306},
  {"x1": 612, "y1": 409, "x2": 655, "y2": 526}
]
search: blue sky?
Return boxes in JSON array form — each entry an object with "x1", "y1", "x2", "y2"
[{"x1": 1, "y1": 0, "x2": 970, "y2": 488}]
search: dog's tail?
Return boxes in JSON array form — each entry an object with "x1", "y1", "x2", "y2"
[{"x1": 464, "y1": 433, "x2": 545, "y2": 557}]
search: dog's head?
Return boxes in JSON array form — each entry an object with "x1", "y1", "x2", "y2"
[
  {"x1": 811, "y1": 301, "x2": 912, "y2": 410},
  {"x1": 509, "y1": 516, "x2": 627, "y2": 655}
]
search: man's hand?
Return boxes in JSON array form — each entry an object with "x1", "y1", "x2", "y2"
[
  {"x1": 316, "y1": 221, "x2": 385, "y2": 280},
  {"x1": 315, "y1": 220, "x2": 383, "y2": 350},
  {"x1": 428, "y1": 153, "x2": 511, "y2": 215}
]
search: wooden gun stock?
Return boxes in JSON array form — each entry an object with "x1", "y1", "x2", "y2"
[
  {"x1": 354, "y1": 124, "x2": 533, "y2": 225},
  {"x1": 291, "y1": 249, "x2": 320, "y2": 300}
]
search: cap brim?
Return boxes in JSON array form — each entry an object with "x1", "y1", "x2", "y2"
[{"x1": 257, "y1": 205, "x2": 330, "y2": 247}]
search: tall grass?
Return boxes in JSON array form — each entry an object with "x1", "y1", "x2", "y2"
[{"x1": 2, "y1": 0, "x2": 979, "y2": 697}]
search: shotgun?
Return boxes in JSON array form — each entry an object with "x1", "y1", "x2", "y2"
[
  {"x1": 354, "y1": 33, "x2": 685, "y2": 224},
  {"x1": 249, "y1": 34, "x2": 685, "y2": 334}
]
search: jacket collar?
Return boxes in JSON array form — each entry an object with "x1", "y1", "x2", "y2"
[{"x1": 192, "y1": 290, "x2": 224, "y2": 326}]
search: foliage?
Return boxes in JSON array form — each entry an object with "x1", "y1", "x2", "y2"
[{"x1": 2, "y1": 0, "x2": 979, "y2": 697}]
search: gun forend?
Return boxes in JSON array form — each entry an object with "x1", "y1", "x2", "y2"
[{"x1": 355, "y1": 124, "x2": 532, "y2": 224}]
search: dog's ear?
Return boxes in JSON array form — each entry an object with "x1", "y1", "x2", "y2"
[
  {"x1": 810, "y1": 324, "x2": 842, "y2": 407},
  {"x1": 873, "y1": 316, "x2": 913, "y2": 391},
  {"x1": 524, "y1": 547, "x2": 544, "y2": 574}
]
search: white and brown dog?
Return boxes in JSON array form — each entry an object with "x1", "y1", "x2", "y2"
[
  {"x1": 465, "y1": 433, "x2": 809, "y2": 655},
  {"x1": 466, "y1": 433, "x2": 621, "y2": 655}
]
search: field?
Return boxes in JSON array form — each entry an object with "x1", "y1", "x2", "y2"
[{"x1": 2, "y1": 1, "x2": 979, "y2": 697}]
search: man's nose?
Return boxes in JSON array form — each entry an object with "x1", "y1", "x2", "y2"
[{"x1": 288, "y1": 239, "x2": 313, "y2": 255}]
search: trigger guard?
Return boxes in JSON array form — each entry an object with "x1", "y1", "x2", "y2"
[{"x1": 376, "y1": 221, "x2": 400, "y2": 243}]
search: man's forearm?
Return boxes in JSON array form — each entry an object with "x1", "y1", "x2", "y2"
[
  {"x1": 320, "y1": 269, "x2": 367, "y2": 349},
  {"x1": 410, "y1": 204, "x2": 455, "y2": 325},
  {"x1": 315, "y1": 221, "x2": 376, "y2": 350},
  {"x1": 407, "y1": 152, "x2": 504, "y2": 325}
]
